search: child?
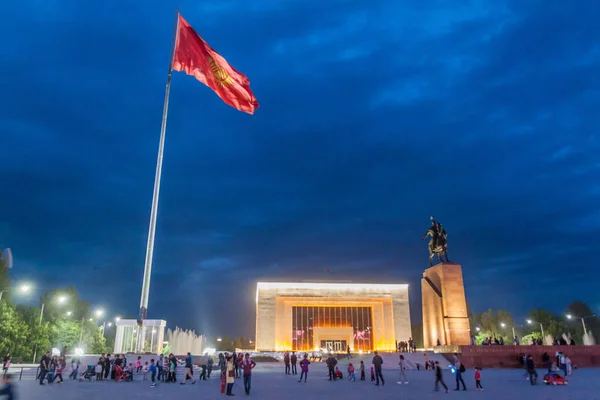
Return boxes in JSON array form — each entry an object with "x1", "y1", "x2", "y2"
[
  {"x1": 143, "y1": 361, "x2": 149, "y2": 380},
  {"x1": 163, "y1": 358, "x2": 170, "y2": 382},
  {"x1": 347, "y1": 363, "x2": 356, "y2": 381},
  {"x1": 360, "y1": 361, "x2": 365, "y2": 380},
  {"x1": 335, "y1": 366, "x2": 343, "y2": 379},
  {"x1": 95, "y1": 359, "x2": 103, "y2": 381},
  {"x1": 149, "y1": 359, "x2": 157, "y2": 387},
  {"x1": 136, "y1": 356, "x2": 142, "y2": 373},
  {"x1": 397, "y1": 354, "x2": 407, "y2": 384},
  {"x1": 52, "y1": 360, "x2": 64, "y2": 384},
  {"x1": 169, "y1": 359, "x2": 176, "y2": 383},
  {"x1": 370, "y1": 365, "x2": 375, "y2": 382},
  {"x1": 475, "y1": 367, "x2": 483, "y2": 391}
]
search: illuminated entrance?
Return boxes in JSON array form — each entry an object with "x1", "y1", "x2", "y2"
[
  {"x1": 292, "y1": 306, "x2": 373, "y2": 352},
  {"x1": 320, "y1": 340, "x2": 348, "y2": 352}
]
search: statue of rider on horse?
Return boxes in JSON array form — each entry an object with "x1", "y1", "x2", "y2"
[{"x1": 422, "y1": 216, "x2": 450, "y2": 267}]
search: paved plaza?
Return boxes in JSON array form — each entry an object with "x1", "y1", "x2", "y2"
[{"x1": 10, "y1": 362, "x2": 600, "y2": 400}]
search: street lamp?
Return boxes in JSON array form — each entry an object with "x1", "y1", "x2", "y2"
[
  {"x1": 526, "y1": 319, "x2": 545, "y2": 339},
  {"x1": 115, "y1": 316, "x2": 121, "y2": 322},
  {"x1": 0, "y1": 283, "x2": 33, "y2": 302},
  {"x1": 500, "y1": 323, "x2": 516, "y2": 339},
  {"x1": 566, "y1": 314, "x2": 596, "y2": 335},
  {"x1": 66, "y1": 311, "x2": 72, "y2": 317},
  {"x1": 95, "y1": 309, "x2": 104, "y2": 318},
  {"x1": 217, "y1": 338, "x2": 222, "y2": 342},
  {"x1": 475, "y1": 327, "x2": 481, "y2": 332},
  {"x1": 57, "y1": 295, "x2": 68, "y2": 304}
]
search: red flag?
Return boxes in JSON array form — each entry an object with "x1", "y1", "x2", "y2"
[{"x1": 172, "y1": 14, "x2": 259, "y2": 114}]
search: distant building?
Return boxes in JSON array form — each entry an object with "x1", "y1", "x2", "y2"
[{"x1": 255, "y1": 282, "x2": 411, "y2": 352}]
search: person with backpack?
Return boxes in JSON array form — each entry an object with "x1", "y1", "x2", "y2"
[{"x1": 453, "y1": 354, "x2": 466, "y2": 391}]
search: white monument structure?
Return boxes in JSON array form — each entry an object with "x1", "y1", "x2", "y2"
[{"x1": 114, "y1": 319, "x2": 166, "y2": 354}]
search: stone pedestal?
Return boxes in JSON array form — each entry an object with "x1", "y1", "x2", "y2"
[
  {"x1": 422, "y1": 263, "x2": 470, "y2": 348},
  {"x1": 114, "y1": 319, "x2": 166, "y2": 354}
]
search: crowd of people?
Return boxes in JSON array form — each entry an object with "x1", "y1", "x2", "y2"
[{"x1": 0, "y1": 345, "x2": 583, "y2": 398}]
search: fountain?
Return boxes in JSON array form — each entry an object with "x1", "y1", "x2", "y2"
[
  {"x1": 165, "y1": 327, "x2": 206, "y2": 355},
  {"x1": 583, "y1": 331, "x2": 596, "y2": 346},
  {"x1": 544, "y1": 334, "x2": 554, "y2": 346}
]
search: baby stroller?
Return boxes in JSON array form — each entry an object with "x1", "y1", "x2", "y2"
[
  {"x1": 80, "y1": 365, "x2": 96, "y2": 381},
  {"x1": 123, "y1": 369, "x2": 134, "y2": 382}
]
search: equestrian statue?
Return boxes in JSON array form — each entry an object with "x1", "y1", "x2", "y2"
[{"x1": 422, "y1": 216, "x2": 450, "y2": 267}]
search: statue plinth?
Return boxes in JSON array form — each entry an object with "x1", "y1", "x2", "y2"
[{"x1": 422, "y1": 262, "x2": 470, "y2": 348}]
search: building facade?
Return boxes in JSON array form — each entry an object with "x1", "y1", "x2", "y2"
[{"x1": 255, "y1": 282, "x2": 411, "y2": 352}]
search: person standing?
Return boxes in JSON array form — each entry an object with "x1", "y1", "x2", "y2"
[
  {"x1": 397, "y1": 354, "x2": 407, "y2": 384},
  {"x1": 346, "y1": 346, "x2": 352, "y2": 359},
  {"x1": 104, "y1": 354, "x2": 111, "y2": 380},
  {"x1": 372, "y1": 351, "x2": 384, "y2": 386},
  {"x1": 284, "y1": 352, "x2": 291, "y2": 375},
  {"x1": 326, "y1": 355, "x2": 337, "y2": 381},
  {"x1": 291, "y1": 352, "x2": 298, "y2": 375},
  {"x1": 38, "y1": 351, "x2": 50, "y2": 385},
  {"x1": 454, "y1": 354, "x2": 466, "y2": 391},
  {"x1": 226, "y1": 355, "x2": 235, "y2": 396},
  {"x1": 474, "y1": 367, "x2": 483, "y2": 391},
  {"x1": 157, "y1": 355, "x2": 164, "y2": 382},
  {"x1": 207, "y1": 354, "x2": 214, "y2": 379},
  {"x1": 526, "y1": 355, "x2": 537, "y2": 385},
  {"x1": 298, "y1": 354, "x2": 310, "y2": 383},
  {"x1": 424, "y1": 353, "x2": 429, "y2": 370},
  {"x1": 434, "y1": 361, "x2": 448, "y2": 393},
  {"x1": 180, "y1": 352, "x2": 196, "y2": 384},
  {"x1": 241, "y1": 353, "x2": 256, "y2": 395},
  {"x1": 2, "y1": 354, "x2": 10, "y2": 379},
  {"x1": 149, "y1": 359, "x2": 157, "y2": 387},
  {"x1": 359, "y1": 360, "x2": 365, "y2": 381}
]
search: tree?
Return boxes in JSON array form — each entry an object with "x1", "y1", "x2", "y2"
[
  {"x1": 88, "y1": 328, "x2": 107, "y2": 354},
  {"x1": 50, "y1": 318, "x2": 82, "y2": 350},
  {"x1": 472, "y1": 309, "x2": 516, "y2": 343},
  {"x1": 40, "y1": 287, "x2": 90, "y2": 322},
  {"x1": 0, "y1": 302, "x2": 28, "y2": 362},
  {"x1": 525, "y1": 309, "x2": 567, "y2": 340}
]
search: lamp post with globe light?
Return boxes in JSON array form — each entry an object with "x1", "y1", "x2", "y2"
[
  {"x1": 526, "y1": 319, "x2": 545, "y2": 339},
  {"x1": 0, "y1": 283, "x2": 31, "y2": 302},
  {"x1": 566, "y1": 314, "x2": 596, "y2": 336},
  {"x1": 32, "y1": 290, "x2": 70, "y2": 363},
  {"x1": 500, "y1": 323, "x2": 516, "y2": 340}
]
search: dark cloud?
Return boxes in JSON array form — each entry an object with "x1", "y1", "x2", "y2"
[{"x1": 1, "y1": 0, "x2": 599, "y2": 337}]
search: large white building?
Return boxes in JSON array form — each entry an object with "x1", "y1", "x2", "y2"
[{"x1": 255, "y1": 282, "x2": 411, "y2": 352}]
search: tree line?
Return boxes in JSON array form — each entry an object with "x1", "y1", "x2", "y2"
[{"x1": 0, "y1": 251, "x2": 111, "y2": 362}]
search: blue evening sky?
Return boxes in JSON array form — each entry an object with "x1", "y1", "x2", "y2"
[{"x1": 1, "y1": 0, "x2": 599, "y2": 337}]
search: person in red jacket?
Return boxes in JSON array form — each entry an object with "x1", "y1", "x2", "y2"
[
  {"x1": 240, "y1": 353, "x2": 256, "y2": 395},
  {"x1": 475, "y1": 367, "x2": 483, "y2": 391}
]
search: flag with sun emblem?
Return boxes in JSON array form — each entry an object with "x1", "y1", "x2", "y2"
[{"x1": 172, "y1": 14, "x2": 259, "y2": 114}]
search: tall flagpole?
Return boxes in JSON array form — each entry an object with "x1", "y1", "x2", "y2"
[{"x1": 136, "y1": 7, "x2": 179, "y2": 353}]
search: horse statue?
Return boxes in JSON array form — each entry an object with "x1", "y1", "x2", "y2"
[{"x1": 422, "y1": 216, "x2": 450, "y2": 266}]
